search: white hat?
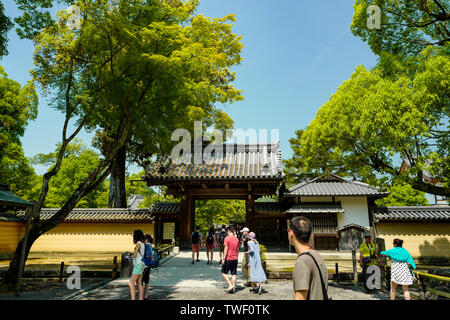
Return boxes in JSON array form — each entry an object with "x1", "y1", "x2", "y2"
[{"x1": 240, "y1": 227, "x2": 249, "y2": 233}]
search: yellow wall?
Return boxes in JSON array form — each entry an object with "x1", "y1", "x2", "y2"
[
  {"x1": 30, "y1": 222, "x2": 154, "y2": 253},
  {"x1": 376, "y1": 222, "x2": 450, "y2": 258},
  {"x1": 0, "y1": 222, "x2": 26, "y2": 259}
]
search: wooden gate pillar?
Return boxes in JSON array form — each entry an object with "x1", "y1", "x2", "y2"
[
  {"x1": 180, "y1": 195, "x2": 195, "y2": 249},
  {"x1": 245, "y1": 194, "x2": 255, "y2": 230}
]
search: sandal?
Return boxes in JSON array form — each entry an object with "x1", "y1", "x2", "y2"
[{"x1": 227, "y1": 287, "x2": 235, "y2": 294}]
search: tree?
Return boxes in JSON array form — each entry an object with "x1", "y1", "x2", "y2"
[
  {"x1": 375, "y1": 182, "x2": 429, "y2": 206},
  {"x1": 2, "y1": 0, "x2": 243, "y2": 289},
  {"x1": 351, "y1": 0, "x2": 450, "y2": 56},
  {"x1": 0, "y1": 65, "x2": 38, "y2": 196},
  {"x1": 293, "y1": 46, "x2": 449, "y2": 197},
  {"x1": 283, "y1": 129, "x2": 341, "y2": 186},
  {"x1": 195, "y1": 200, "x2": 245, "y2": 235},
  {"x1": 30, "y1": 140, "x2": 109, "y2": 208},
  {"x1": 0, "y1": 1, "x2": 13, "y2": 57}
]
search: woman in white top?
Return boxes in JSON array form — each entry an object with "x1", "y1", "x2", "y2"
[{"x1": 128, "y1": 230, "x2": 145, "y2": 300}]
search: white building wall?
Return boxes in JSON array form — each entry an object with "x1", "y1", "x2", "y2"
[{"x1": 336, "y1": 196, "x2": 370, "y2": 228}]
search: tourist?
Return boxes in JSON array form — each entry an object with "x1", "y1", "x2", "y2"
[
  {"x1": 218, "y1": 225, "x2": 227, "y2": 264},
  {"x1": 380, "y1": 238, "x2": 416, "y2": 300},
  {"x1": 287, "y1": 216, "x2": 329, "y2": 300},
  {"x1": 247, "y1": 232, "x2": 267, "y2": 295},
  {"x1": 221, "y1": 226, "x2": 240, "y2": 294},
  {"x1": 359, "y1": 232, "x2": 383, "y2": 293},
  {"x1": 142, "y1": 234, "x2": 153, "y2": 300},
  {"x1": 240, "y1": 227, "x2": 251, "y2": 286},
  {"x1": 205, "y1": 226, "x2": 216, "y2": 264},
  {"x1": 128, "y1": 229, "x2": 145, "y2": 300},
  {"x1": 191, "y1": 226, "x2": 202, "y2": 264}
]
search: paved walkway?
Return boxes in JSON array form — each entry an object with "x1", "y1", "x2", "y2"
[{"x1": 72, "y1": 251, "x2": 387, "y2": 300}]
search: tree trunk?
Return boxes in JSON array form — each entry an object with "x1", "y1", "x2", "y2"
[
  {"x1": 109, "y1": 145, "x2": 127, "y2": 208},
  {"x1": 1, "y1": 162, "x2": 113, "y2": 291},
  {"x1": 1, "y1": 227, "x2": 40, "y2": 291}
]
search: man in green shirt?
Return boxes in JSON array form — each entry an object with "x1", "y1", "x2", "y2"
[{"x1": 359, "y1": 232, "x2": 382, "y2": 293}]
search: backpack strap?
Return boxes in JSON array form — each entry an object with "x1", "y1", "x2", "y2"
[{"x1": 299, "y1": 251, "x2": 329, "y2": 300}]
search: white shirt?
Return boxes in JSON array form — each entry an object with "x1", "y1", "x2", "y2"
[{"x1": 133, "y1": 241, "x2": 145, "y2": 266}]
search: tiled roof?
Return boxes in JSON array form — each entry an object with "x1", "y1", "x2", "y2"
[
  {"x1": 255, "y1": 202, "x2": 284, "y2": 214},
  {"x1": 150, "y1": 202, "x2": 180, "y2": 214},
  {"x1": 373, "y1": 206, "x2": 450, "y2": 222},
  {"x1": 144, "y1": 142, "x2": 284, "y2": 184},
  {"x1": 32, "y1": 208, "x2": 154, "y2": 223},
  {"x1": 0, "y1": 183, "x2": 33, "y2": 209},
  {"x1": 286, "y1": 203, "x2": 344, "y2": 214},
  {"x1": 285, "y1": 175, "x2": 388, "y2": 197},
  {"x1": 0, "y1": 212, "x2": 26, "y2": 223}
]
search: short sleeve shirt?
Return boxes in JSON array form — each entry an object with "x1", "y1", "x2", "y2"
[
  {"x1": 191, "y1": 232, "x2": 202, "y2": 245},
  {"x1": 292, "y1": 250, "x2": 328, "y2": 300},
  {"x1": 360, "y1": 242, "x2": 378, "y2": 265},
  {"x1": 243, "y1": 235, "x2": 249, "y2": 252},
  {"x1": 224, "y1": 235, "x2": 239, "y2": 261}
]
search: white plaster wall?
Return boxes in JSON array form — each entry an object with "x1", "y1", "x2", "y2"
[{"x1": 336, "y1": 197, "x2": 370, "y2": 228}]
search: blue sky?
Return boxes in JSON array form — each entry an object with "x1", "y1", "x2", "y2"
[{"x1": 1, "y1": 0, "x2": 378, "y2": 175}]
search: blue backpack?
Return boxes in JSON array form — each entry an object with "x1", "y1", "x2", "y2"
[{"x1": 142, "y1": 243, "x2": 159, "y2": 269}]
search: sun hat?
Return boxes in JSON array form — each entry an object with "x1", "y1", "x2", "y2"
[{"x1": 241, "y1": 227, "x2": 249, "y2": 233}]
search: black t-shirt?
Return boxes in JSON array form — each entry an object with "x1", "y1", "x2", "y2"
[{"x1": 243, "y1": 235, "x2": 249, "y2": 252}]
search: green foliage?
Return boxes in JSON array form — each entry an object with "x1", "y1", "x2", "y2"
[
  {"x1": 293, "y1": 46, "x2": 449, "y2": 196},
  {"x1": 284, "y1": 129, "x2": 334, "y2": 186},
  {"x1": 351, "y1": 0, "x2": 450, "y2": 57},
  {"x1": 0, "y1": 1, "x2": 13, "y2": 57},
  {"x1": 375, "y1": 182, "x2": 429, "y2": 206},
  {"x1": 30, "y1": 140, "x2": 109, "y2": 207},
  {"x1": 31, "y1": 0, "x2": 243, "y2": 172},
  {"x1": 259, "y1": 244, "x2": 267, "y2": 262},
  {"x1": 0, "y1": 65, "x2": 39, "y2": 197},
  {"x1": 195, "y1": 200, "x2": 245, "y2": 235}
]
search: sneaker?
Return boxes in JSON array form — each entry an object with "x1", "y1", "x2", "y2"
[
  {"x1": 192, "y1": 261, "x2": 195, "y2": 264},
  {"x1": 196, "y1": 259, "x2": 200, "y2": 262},
  {"x1": 227, "y1": 287, "x2": 235, "y2": 294},
  {"x1": 258, "y1": 285, "x2": 263, "y2": 295}
]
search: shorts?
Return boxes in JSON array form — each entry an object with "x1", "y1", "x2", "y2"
[
  {"x1": 142, "y1": 267, "x2": 150, "y2": 285},
  {"x1": 219, "y1": 243, "x2": 225, "y2": 253},
  {"x1": 191, "y1": 244, "x2": 200, "y2": 252},
  {"x1": 206, "y1": 243, "x2": 215, "y2": 250},
  {"x1": 132, "y1": 262, "x2": 145, "y2": 275},
  {"x1": 221, "y1": 259, "x2": 238, "y2": 275}
]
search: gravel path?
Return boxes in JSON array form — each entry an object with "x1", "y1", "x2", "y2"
[{"x1": 73, "y1": 251, "x2": 388, "y2": 300}]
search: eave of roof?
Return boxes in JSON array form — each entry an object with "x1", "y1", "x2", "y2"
[
  {"x1": 144, "y1": 142, "x2": 285, "y2": 184},
  {"x1": 285, "y1": 174, "x2": 388, "y2": 197},
  {"x1": 0, "y1": 184, "x2": 33, "y2": 209},
  {"x1": 373, "y1": 206, "x2": 450, "y2": 222},
  {"x1": 286, "y1": 203, "x2": 344, "y2": 214},
  {"x1": 34, "y1": 208, "x2": 154, "y2": 223}
]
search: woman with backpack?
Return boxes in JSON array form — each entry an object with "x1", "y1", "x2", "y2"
[
  {"x1": 128, "y1": 229, "x2": 145, "y2": 300},
  {"x1": 205, "y1": 227, "x2": 216, "y2": 264},
  {"x1": 247, "y1": 232, "x2": 267, "y2": 295},
  {"x1": 380, "y1": 238, "x2": 416, "y2": 300}
]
